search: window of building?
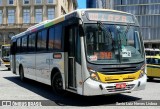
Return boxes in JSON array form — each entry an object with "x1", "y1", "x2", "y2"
[
  {"x1": 8, "y1": 0, "x2": 14, "y2": 5},
  {"x1": 0, "y1": 0, "x2": 2, "y2": 5},
  {"x1": 0, "y1": 10, "x2": 2, "y2": 24},
  {"x1": 48, "y1": 8, "x2": 54, "y2": 20},
  {"x1": 8, "y1": 9, "x2": 15, "y2": 24},
  {"x1": 23, "y1": 0, "x2": 30, "y2": 4},
  {"x1": 47, "y1": 0, "x2": 53, "y2": 3},
  {"x1": 35, "y1": 8, "x2": 42, "y2": 23},
  {"x1": 23, "y1": 9, "x2": 30, "y2": 23},
  {"x1": 35, "y1": 0, "x2": 42, "y2": 4}
]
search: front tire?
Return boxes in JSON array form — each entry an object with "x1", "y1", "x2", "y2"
[{"x1": 51, "y1": 72, "x2": 66, "y2": 95}]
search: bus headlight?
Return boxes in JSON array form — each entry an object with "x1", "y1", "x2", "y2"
[
  {"x1": 139, "y1": 65, "x2": 146, "y2": 79},
  {"x1": 88, "y1": 67, "x2": 100, "y2": 81}
]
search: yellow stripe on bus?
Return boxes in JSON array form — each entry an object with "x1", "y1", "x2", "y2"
[{"x1": 97, "y1": 70, "x2": 141, "y2": 83}]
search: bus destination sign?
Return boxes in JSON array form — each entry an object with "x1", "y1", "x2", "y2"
[{"x1": 87, "y1": 12, "x2": 134, "y2": 23}]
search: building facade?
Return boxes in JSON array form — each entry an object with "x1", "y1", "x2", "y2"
[
  {"x1": 0, "y1": 0, "x2": 77, "y2": 47},
  {"x1": 114, "y1": 0, "x2": 160, "y2": 48},
  {"x1": 86, "y1": 0, "x2": 113, "y2": 9},
  {"x1": 86, "y1": 0, "x2": 160, "y2": 48}
]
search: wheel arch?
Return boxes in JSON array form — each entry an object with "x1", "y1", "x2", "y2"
[{"x1": 50, "y1": 67, "x2": 62, "y2": 84}]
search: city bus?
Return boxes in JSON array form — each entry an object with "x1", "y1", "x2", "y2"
[
  {"x1": 10, "y1": 9, "x2": 146, "y2": 96},
  {"x1": 146, "y1": 55, "x2": 160, "y2": 80},
  {"x1": 0, "y1": 44, "x2": 10, "y2": 70}
]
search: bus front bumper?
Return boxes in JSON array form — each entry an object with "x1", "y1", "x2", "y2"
[{"x1": 83, "y1": 74, "x2": 147, "y2": 96}]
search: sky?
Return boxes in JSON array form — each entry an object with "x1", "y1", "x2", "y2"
[{"x1": 77, "y1": 0, "x2": 86, "y2": 9}]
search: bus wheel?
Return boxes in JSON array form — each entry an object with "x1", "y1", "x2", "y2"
[
  {"x1": 51, "y1": 72, "x2": 65, "y2": 95},
  {"x1": 19, "y1": 66, "x2": 25, "y2": 81}
]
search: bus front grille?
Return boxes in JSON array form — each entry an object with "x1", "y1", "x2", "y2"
[{"x1": 106, "y1": 84, "x2": 135, "y2": 92}]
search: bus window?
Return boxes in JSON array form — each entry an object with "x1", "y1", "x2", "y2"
[
  {"x1": 17, "y1": 38, "x2": 21, "y2": 53},
  {"x1": 54, "y1": 24, "x2": 62, "y2": 50},
  {"x1": 154, "y1": 58, "x2": 160, "y2": 65},
  {"x1": 48, "y1": 27, "x2": 54, "y2": 50},
  {"x1": 146, "y1": 58, "x2": 152, "y2": 64},
  {"x1": 37, "y1": 30, "x2": 47, "y2": 51},
  {"x1": 21, "y1": 36, "x2": 28, "y2": 52},
  {"x1": 28, "y1": 34, "x2": 36, "y2": 52}
]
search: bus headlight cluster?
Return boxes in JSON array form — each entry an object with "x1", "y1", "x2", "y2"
[
  {"x1": 88, "y1": 67, "x2": 100, "y2": 81},
  {"x1": 139, "y1": 65, "x2": 146, "y2": 79}
]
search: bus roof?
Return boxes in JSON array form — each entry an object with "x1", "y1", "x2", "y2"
[
  {"x1": 145, "y1": 48, "x2": 160, "y2": 51},
  {"x1": 12, "y1": 9, "x2": 134, "y2": 40}
]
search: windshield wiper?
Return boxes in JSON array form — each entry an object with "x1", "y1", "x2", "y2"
[
  {"x1": 124, "y1": 23, "x2": 131, "y2": 45},
  {"x1": 97, "y1": 21, "x2": 112, "y2": 40}
]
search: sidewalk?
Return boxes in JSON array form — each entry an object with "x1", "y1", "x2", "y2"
[{"x1": 0, "y1": 65, "x2": 8, "y2": 71}]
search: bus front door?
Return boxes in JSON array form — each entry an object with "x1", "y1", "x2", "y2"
[
  {"x1": 11, "y1": 41, "x2": 16, "y2": 73},
  {"x1": 66, "y1": 26, "x2": 78, "y2": 90}
]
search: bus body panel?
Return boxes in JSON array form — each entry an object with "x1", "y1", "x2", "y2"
[
  {"x1": 147, "y1": 65, "x2": 160, "y2": 78},
  {"x1": 75, "y1": 62, "x2": 83, "y2": 95},
  {"x1": 146, "y1": 56, "x2": 160, "y2": 78},
  {"x1": 36, "y1": 53, "x2": 52, "y2": 85},
  {"x1": 83, "y1": 74, "x2": 147, "y2": 96}
]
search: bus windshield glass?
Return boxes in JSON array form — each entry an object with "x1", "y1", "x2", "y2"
[
  {"x1": 2, "y1": 46, "x2": 10, "y2": 59},
  {"x1": 84, "y1": 23, "x2": 144, "y2": 64}
]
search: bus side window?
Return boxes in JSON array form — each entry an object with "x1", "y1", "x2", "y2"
[
  {"x1": 28, "y1": 34, "x2": 36, "y2": 52},
  {"x1": 146, "y1": 58, "x2": 151, "y2": 64},
  {"x1": 158, "y1": 59, "x2": 160, "y2": 65},
  {"x1": 54, "y1": 24, "x2": 62, "y2": 50},
  {"x1": 17, "y1": 38, "x2": 21, "y2": 53},
  {"x1": 48, "y1": 27, "x2": 54, "y2": 50},
  {"x1": 37, "y1": 30, "x2": 47, "y2": 51},
  {"x1": 152, "y1": 58, "x2": 156, "y2": 65},
  {"x1": 21, "y1": 36, "x2": 28, "y2": 52},
  {"x1": 154, "y1": 58, "x2": 160, "y2": 65}
]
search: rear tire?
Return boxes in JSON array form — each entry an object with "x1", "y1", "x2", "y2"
[
  {"x1": 19, "y1": 66, "x2": 25, "y2": 81},
  {"x1": 51, "y1": 72, "x2": 66, "y2": 96}
]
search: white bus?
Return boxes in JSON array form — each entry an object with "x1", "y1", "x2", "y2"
[{"x1": 10, "y1": 9, "x2": 146, "y2": 96}]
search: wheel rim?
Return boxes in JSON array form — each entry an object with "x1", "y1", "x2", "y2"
[
  {"x1": 55, "y1": 77, "x2": 63, "y2": 91},
  {"x1": 53, "y1": 74, "x2": 64, "y2": 94}
]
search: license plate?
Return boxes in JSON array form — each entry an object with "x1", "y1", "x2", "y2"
[{"x1": 116, "y1": 83, "x2": 126, "y2": 89}]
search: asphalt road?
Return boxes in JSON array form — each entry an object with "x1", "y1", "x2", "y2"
[{"x1": 0, "y1": 67, "x2": 160, "y2": 108}]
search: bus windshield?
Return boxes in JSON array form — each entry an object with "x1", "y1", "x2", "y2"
[
  {"x1": 1, "y1": 46, "x2": 10, "y2": 59},
  {"x1": 84, "y1": 23, "x2": 144, "y2": 64}
]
